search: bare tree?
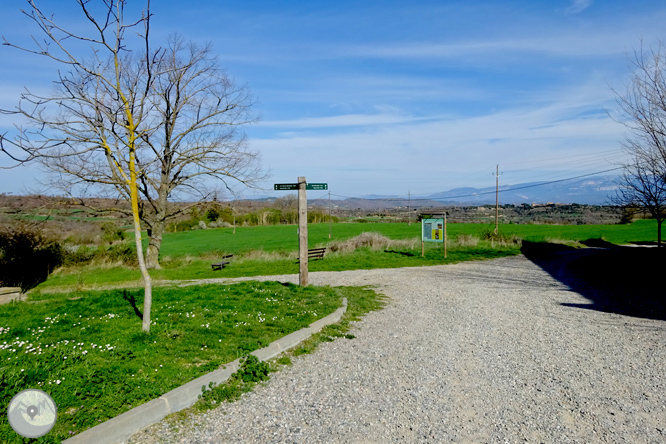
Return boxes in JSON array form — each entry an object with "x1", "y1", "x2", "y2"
[
  {"x1": 613, "y1": 42, "x2": 666, "y2": 247},
  {"x1": 0, "y1": 0, "x2": 158, "y2": 331},
  {"x1": 1, "y1": 1, "x2": 264, "y2": 275},
  {"x1": 612, "y1": 158, "x2": 666, "y2": 246}
]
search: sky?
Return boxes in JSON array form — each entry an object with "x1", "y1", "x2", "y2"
[{"x1": 1, "y1": 0, "x2": 665, "y2": 201}]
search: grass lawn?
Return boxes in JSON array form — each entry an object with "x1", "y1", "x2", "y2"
[
  {"x1": 35, "y1": 241, "x2": 522, "y2": 292},
  {"x1": 0, "y1": 282, "x2": 380, "y2": 443}
]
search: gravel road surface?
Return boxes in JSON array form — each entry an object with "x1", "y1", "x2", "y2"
[{"x1": 127, "y1": 254, "x2": 666, "y2": 443}]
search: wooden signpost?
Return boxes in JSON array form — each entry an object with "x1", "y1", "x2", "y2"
[{"x1": 275, "y1": 178, "x2": 328, "y2": 287}]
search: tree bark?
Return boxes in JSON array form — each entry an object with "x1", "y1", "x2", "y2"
[
  {"x1": 128, "y1": 155, "x2": 152, "y2": 333},
  {"x1": 145, "y1": 220, "x2": 164, "y2": 269}
]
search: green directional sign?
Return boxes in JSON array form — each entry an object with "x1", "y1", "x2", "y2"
[
  {"x1": 275, "y1": 183, "x2": 327, "y2": 191},
  {"x1": 274, "y1": 183, "x2": 298, "y2": 191}
]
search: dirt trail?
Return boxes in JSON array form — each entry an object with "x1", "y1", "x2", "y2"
[{"x1": 126, "y1": 253, "x2": 666, "y2": 443}]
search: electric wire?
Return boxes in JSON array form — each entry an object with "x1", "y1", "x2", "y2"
[{"x1": 327, "y1": 166, "x2": 623, "y2": 202}]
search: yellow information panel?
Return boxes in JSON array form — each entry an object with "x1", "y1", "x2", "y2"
[{"x1": 422, "y1": 218, "x2": 443, "y2": 243}]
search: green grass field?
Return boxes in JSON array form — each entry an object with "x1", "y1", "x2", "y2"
[
  {"x1": 143, "y1": 219, "x2": 658, "y2": 256},
  {"x1": 31, "y1": 219, "x2": 659, "y2": 293}
]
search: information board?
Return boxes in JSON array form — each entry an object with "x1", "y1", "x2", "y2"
[{"x1": 422, "y1": 218, "x2": 444, "y2": 243}]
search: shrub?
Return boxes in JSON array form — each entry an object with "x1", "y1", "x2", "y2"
[
  {"x1": 206, "y1": 206, "x2": 221, "y2": 222},
  {"x1": 0, "y1": 224, "x2": 64, "y2": 291},
  {"x1": 328, "y1": 232, "x2": 417, "y2": 253},
  {"x1": 480, "y1": 229, "x2": 522, "y2": 247},
  {"x1": 169, "y1": 220, "x2": 199, "y2": 232},
  {"x1": 105, "y1": 243, "x2": 137, "y2": 266},
  {"x1": 456, "y1": 234, "x2": 479, "y2": 247},
  {"x1": 101, "y1": 222, "x2": 126, "y2": 244}
]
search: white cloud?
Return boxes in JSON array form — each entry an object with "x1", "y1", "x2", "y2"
[
  {"x1": 259, "y1": 113, "x2": 435, "y2": 129},
  {"x1": 566, "y1": 0, "x2": 593, "y2": 15},
  {"x1": 251, "y1": 96, "x2": 627, "y2": 196}
]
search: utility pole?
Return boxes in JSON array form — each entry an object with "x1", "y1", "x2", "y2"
[
  {"x1": 494, "y1": 164, "x2": 501, "y2": 235},
  {"x1": 328, "y1": 190, "x2": 332, "y2": 239},
  {"x1": 298, "y1": 177, "x2": 308, "y2": 287},
  {"x1": 408, "y1": 190, "x2": 411, "y2": 225}
]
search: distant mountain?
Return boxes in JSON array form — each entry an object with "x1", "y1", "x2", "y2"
[
  {"x1": 309, "y1": 175, "x2": 621, "y2": 209},
  {"x1": 423, "y1": 175, "x2": 620, "y2": 205}
]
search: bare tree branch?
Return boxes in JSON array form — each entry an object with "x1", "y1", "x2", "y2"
[{"x1": 613, "y1": 41, "x2": 666, "y2": 246}]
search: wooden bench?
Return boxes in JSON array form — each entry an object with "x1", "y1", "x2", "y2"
[
  {"x1": 211, "y1": 254, "x2": 234, "y2": 271},
  {"x1": 298, "y1": 248, "x2": 327, "y2": 263}
]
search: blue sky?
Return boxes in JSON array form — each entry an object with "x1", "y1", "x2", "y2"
[{"x1": 1, "y1": 0, "x2": 665, "y2": 200}]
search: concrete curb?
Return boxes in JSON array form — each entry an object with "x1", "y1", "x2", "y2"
[
  {"x1": 0, "y1": 287, "x2": 23, "y2": 305},
  {"x1": 62, "y1": 297, "x2": 347, "y2": 444}
]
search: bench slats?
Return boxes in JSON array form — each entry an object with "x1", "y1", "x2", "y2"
[
  {"x1": 298, "y1": 248, "x2": 327, "y2": 263},
  {"x1": 211, "y1": 254, "x2": 234, "y2": 271}
]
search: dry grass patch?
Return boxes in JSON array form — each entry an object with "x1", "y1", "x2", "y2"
[
  {"x1": 238, "y1": 250, "x2": 298, "y2": 261},
  {"x1": 455, "y1": 234, "x2": 479, "y2": 247},
  {"x1": 327, "y1": 232, "x2": 418, "y2": 253}
]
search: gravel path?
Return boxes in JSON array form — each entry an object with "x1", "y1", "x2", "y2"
[{"x1": 127, "y1": 255, "x2": 666, "y2": 443}]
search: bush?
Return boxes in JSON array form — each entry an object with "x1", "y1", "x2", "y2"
[
  {"x1": 168, "y1": 220, "x2": 199, "y2": 232},
  {"x1": 480, "y1": 229, "x2": 522, "y2": 247},
  {"x1": 101, "y1": 222, "x2": 126, "y2": 244},
  {"x1": 0, "y1": 224, "x2": 64, "y2": 291},
  {"x1": 60, "y1": 242, "x2": 137, "y2": 267},
  {"x1": 328, "y1": 232, "x2": 417, "y2": 253},
  {"x1": 206, "y1": 206, "x2": 221, "y2": 222},
  {"x1": 456, "y1": 234, "x2": 479, "y2": 247}
]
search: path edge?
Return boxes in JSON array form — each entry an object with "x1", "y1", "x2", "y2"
[{"x1": 62, "y1": 298, "x2": 347, "y2": 444}]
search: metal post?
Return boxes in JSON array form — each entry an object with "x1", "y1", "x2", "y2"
[
  {"x1": 408, "y1": 190, "x2": 411, "y2": 225},
  {"x1": 298, "y1": 177, "x2": 308, "y2": 287},
  {"x1": 328, "y1": 190, "x2": 332, "y2": 239},
  {"x1": 421, "y1": 218, "x2": 424, "y2": 257},
  {"x1": 444, "y1": 213, "x2": 447, "y2": 259}
]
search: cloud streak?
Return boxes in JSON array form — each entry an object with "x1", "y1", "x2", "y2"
[{"x1": 566, "y1": 0, "x2": 593, "y2": 15}]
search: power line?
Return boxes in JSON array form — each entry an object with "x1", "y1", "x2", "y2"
[
  {"x1": 501, "y1": 148, "x2": 625, "y2": 167},
  {"x1": 327, "y1": 167, "x2": 623, "y2": 202}
]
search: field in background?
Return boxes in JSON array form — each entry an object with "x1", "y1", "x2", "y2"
[
  {"x1": 138, "y1": 219, "x2": 658, "y2": 257},
  {"x1": 32, "y1": 220, "x2": 659, "y2": 293}
]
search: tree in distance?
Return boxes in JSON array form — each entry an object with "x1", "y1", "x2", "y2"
[
  {"x1": 612, "y1": 41, "x2": 666, "y2": 246},
  {"x1": 0, "y1": 1, "x2": 264, "y2": 272},
  {"x1": 0, "y1": 1, "x2": 263, "y2": 331}
]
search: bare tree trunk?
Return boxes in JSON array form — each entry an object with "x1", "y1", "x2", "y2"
[
  {"x1": 658, "y1": 218, "x2": 663, "y2": 248},
  {"x1": 145, "y1": 220, "x2": 164, "y2": 269},
  {"x1": 129, "y1": 166, "x2": 152, "y2": 333}
]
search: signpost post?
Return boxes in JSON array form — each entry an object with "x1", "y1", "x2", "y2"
[
  {"x1": 274, "y1": 179, "x2": 328, "y2": 287},
  {"x1": 298, "y1": 177, "x2": 308, "y2": 287}
]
